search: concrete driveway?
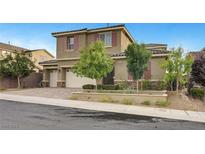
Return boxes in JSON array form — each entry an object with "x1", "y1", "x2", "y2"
[{"x1": 1, "y1": 88, "x2": 80, "y2": 99}]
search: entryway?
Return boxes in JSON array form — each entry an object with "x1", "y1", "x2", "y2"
[{"x1": 49, "y1": 70, "x2": 57, "y2": 87}]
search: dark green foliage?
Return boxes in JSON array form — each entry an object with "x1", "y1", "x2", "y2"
[
  {"x1": 190, "y1": 87, "x2": 204, "y2": 99},
  {"x1": 142, "y1": 80, "x2": 166, "y2": 90},
  {"x1": 191, "y1": 58, "x2": 205, "y2": 87},
  {"x1": 82, "y1": 84, "x2": 121, "y2": 90},
  {"x1": 117, "y1": 82, "x2": 129, "y2": 90},
  {"x1": 97, "y1": 84, "x2": 120, "y2": 90},
  {"x1": 82, "y1": 84, "x2": 96, "y2": 89}
]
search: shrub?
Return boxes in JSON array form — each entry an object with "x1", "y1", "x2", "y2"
[
  {"x1": 117, "y1": 82, "x2": 129, "y2": 90},
  {"x1": 121, "y1": 98, "x2": 135, "y2": 105},
  {"x1": 141, "y1": 100, "x2": 151, "y2": 105},
  {"x1": 142, "y1": 80, "x2": 166, "y2": 90},
  {"x1": 155, "y1": 100, "x2": 170, "y2": 107},
  {"x1": 97, "y1": 84, "x2": 120, "y2": 90},
  {"x1": 99, "y1": 95, "x2": 118, "y2": 103},
  {"x1": 190, "y1": 87, "x2": 204, "y2": 99},
  {"x1": 82, "y1": 84, "x2": 96, "y2": 89}
]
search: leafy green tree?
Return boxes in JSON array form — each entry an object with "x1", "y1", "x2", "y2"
[
  {"x1": 72, "y1": 41, "x2": 113, "y2": 89},
  {"x1": 0, "y1": 52, "x2": 35, "y2": 88},
  {"x1": 125, "y1": 43, "x2": 151, "y2": 91},
  {"x1": 161, "y1": 47, "x2": 193, "y2": 94}
]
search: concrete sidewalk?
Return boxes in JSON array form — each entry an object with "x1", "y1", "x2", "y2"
[{"x1": 1, "y1": 93, "x2": 205, "y2": 123}]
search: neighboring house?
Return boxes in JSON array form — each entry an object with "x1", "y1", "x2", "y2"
[
  {"x1": 0, "y1": 42, "x2": 28, "y2": 59},
  {"x1": 189, "y1": 48, "x2": 205, "y2": 60},
  {"x1": 0, "y1": 42, "x2": 54, "y2": 72},
  {"x1": 25, "y1": 49, "x2": 55, "y2": 72},
  {"x1": 40, "y1": 24, "x2": 169, "y2": 88},
  {"x1": 0, "y1": 42, "x2": 54, "y2": 89}
]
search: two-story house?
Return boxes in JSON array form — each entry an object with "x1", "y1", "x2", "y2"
[
  {"x1": 0, "y1": 42, "x2": 54, "y2": 72},
  {"x1": 40, "y1": 24, "x2": 169, "y2": 88}
]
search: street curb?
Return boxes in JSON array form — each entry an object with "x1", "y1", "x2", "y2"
[{"x1": 1, "y1": 93, "x2": 205, "y2": 123}]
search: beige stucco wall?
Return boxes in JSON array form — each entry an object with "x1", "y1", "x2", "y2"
[
  {"x1": 121, "y1": 31, "x2": 132, "y2": 51},
  {"x1": 114, "y1": 59, "x2": 128, "y2": 81},
  {"x1": 87, "y1": 30, "x2": 122, "y2": 55},
  {"x1": 29, "y1": 50, "x2": 54, "y2": 71},
  {"x1": 56, "y1": 33, "x2": 86, "y2": 59},
  {"x1": 56, "y1": 29, "x2": 126, "y2": 59},
  {"x1": 114, "y1": 57, "x2": 166, "y2": 81},
  {"x1": 151, "y1": 57, "x2": 166, "y2": 80},
  {"x1": 0, "y1": 49, "x2": 17, "y2": 60}
]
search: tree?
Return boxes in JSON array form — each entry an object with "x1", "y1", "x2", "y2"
[
  {"x1": 0, "y1": 52, "x2": 35, "y2": 88},
  {"x1": 190, "y1": 56, "x2": 205, "y2": 101},
  {"x1": 72, "y1": 41, "x2": 113, "y2": 89},
  {"x1": 161, "y1": 47, "x2": 193, "y2": 94},
  {"x1": 125, "y1": 43, "x2": 151, "y2": 91}
]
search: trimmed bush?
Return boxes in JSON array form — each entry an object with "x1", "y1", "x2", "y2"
[
  {"x1": 117, "y1": 82, "x2": 129, "y2": 90},
  {"x1": 142, "y1": 80, "x2": 166, "y2": 90},
  {"x1": 82, "y1": 84, "x2": 96, "y2": 89},
  {"x1": 97, "y1": 84, "x2": 120, "y2": 90},
  {"x1": 190, "y1": 87, "x2": 204, "y2": 99}
]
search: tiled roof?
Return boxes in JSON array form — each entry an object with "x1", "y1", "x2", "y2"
[
  {"x1": 52, "y1": 24, "x2": 125, "y2": 36},
  {"x1": 189, "y1": 48, "x2": 205, "y2": 60},
  {"x1": 111, "y1": 49, "x2": 170, "y2": 57},
  {"x1": 0, "y1": 42, "x2": 29, "y2": 52},
  {"x1": 39, "y1": 59, "x2": 57, "y2": 65},
  {"x1": 25, "y1": 49, "x2": 55, "y2": 58}
]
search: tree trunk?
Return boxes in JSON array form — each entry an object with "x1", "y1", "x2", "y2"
[
  {"x1": 176, "y1": 78, "x2": 179, "y2": 95},
  {"x1": 17, "y1": 76, "x2": 21, "y2": 89},
  {"x1": 96, "y1": 79, "x2": 98, "y2": 91},
  {"x1": 203, "y1": 87, "x2": 205, "y2": 103},
  {"x1": 141, "y1": 80, "x2": 143, "y2": 91},
  {"x1": 170, "y1": 82, "x2": 173, "y2": 91},
  {"x1": 136, "y1": 80, "x2": 139, "y2": 92}
]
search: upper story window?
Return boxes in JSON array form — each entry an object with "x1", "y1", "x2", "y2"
[
  {"x1": 98, "y1": 32, "x2": 112, "y2": 47},
  {"x1": 67, "y1": 36, "x2": 74, "y2": 50}
]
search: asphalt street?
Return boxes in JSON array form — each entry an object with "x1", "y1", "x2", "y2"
[{"x1": 0, "y1": 99, "x2": 205, "y2": 130}]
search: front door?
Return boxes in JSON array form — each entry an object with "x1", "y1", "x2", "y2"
[{"x1": 103, "y1": 68, "x2": 114, "y2": 85}]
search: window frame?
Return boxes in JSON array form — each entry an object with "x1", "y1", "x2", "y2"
[
  {"x1": 67, "y1": 36, "x2": 75, "y2": 51},
  {"x1": 98, "y1": 32, "x2": 112, "y2": 47}
]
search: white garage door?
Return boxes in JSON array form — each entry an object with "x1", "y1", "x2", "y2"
[
  {"x1": 50, "y1": 70, "x2": 57, "y2": 87},
  {"x1": 66, "y1": 69, "x2": 96, "y2": 88}
]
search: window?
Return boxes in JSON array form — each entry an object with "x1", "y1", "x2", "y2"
[
  {"x1": 99, "y1": 32, "x2": 112, "y2": 47},
  {"x1": 67, "y1": 36, "x2": 74, "y2": 50}
]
